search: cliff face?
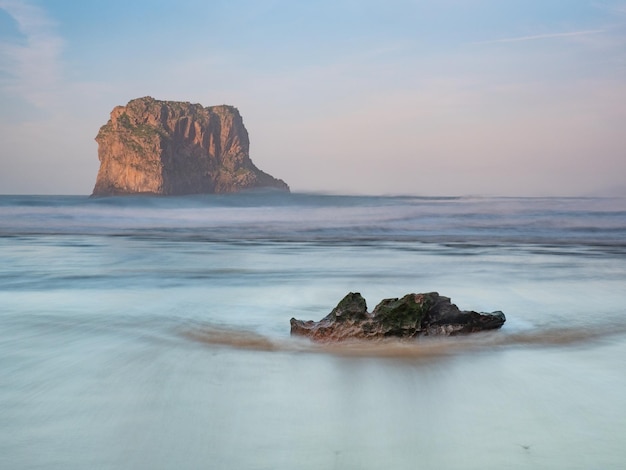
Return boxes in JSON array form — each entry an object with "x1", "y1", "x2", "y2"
[{"x1": 91, "y1": 97, "x2": 289, "y2": 196}]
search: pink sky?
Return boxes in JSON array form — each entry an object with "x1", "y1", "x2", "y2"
[{"x1": 1, "y1": 0, "x2": 625, "y2": 196}]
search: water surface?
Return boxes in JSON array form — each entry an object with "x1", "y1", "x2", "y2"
[{"x1": 1, "y1": 193, "x2": 625, "y2": 469}]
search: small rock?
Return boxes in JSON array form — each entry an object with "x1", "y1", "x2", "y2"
[{"x1": 290, "y1": 292, "x2": 505, "y2": 342}]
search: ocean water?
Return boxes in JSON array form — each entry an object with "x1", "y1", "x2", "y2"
[{"x1": 1, "y1": 193, "x2": 625, "y2": 469}]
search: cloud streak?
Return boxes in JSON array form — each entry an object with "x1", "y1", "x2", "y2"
[
  {"x1": 0, "y1": 0, "x2": 64, "y2": 108},
  {"x1": 472, "y1": 29, "x2": 605, "y2": 45}
]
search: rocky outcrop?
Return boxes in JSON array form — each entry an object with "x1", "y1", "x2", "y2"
[
  {"x1": 92, "y1": 97, "x2": 289, "y2": 196},
  {"x1": 290, "y1": 292, "x2": 505, "y2": 342}
]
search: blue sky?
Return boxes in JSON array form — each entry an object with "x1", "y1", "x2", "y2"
[{"x1": 1, "y1": 0, "x2": 625, "y2": 195}]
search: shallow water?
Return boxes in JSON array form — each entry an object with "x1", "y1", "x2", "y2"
[{"x1": 1, "y1": 194, "x2": 625, "y2": 469}]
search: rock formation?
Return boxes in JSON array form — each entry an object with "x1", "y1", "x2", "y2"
[
  {"x1": 91, "y1": 97, "x2": 289, "y2": 196},
  {"x1": 290, "y1": 292, "x2": 505, "y2": 342}
]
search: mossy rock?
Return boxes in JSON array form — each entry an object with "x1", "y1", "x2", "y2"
[
  {"x1": 372, "y1": 294, "x2": 432, "y2": 336},
  {"x1": 326, "y1": 292, "x2": 368, "y2": 322}
]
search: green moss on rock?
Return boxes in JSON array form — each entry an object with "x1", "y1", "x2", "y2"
[
  {"x1": 372, "y1": 294, "x2": 431, "y2": 335},
  {"x1": 327, "y1": 292, "x2": 368, "y2": 322}
]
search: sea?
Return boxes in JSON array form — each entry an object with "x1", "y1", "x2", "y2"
[{"x1": 1, "y1": 192, "x2": 625, "y2": 470}]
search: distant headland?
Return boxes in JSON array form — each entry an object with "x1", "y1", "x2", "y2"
[{"x1": 91, "y1": 96, "x2": 289, "y2": 196}]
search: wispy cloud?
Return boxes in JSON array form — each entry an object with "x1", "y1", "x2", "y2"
[
  {"x1": 0, "y1": 0, "x2": 64, "y2": 108},
  {"x1": 472, "y1": 29, "x2": 605, "y2": 45}
]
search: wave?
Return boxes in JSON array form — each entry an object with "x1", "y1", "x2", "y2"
[
  {"x1": 1, "y1": 194, "x2": 625, "y2": 251},
  {"x1": 183, "y1": 322, "x2": 626, "y2": 359}
]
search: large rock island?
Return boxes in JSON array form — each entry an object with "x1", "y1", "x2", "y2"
[{"x1": 92, "y1": 97, "x2": 289, "y2": 196}]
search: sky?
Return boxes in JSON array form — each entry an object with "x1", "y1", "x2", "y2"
[{"x1": 0, "y1": 0, "x2": 625, "y2": 196}]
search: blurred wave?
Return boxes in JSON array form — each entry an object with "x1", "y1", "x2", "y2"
[
  {"x1": 1, "y1": 194, "x2": 625, "y2": 250},
  {"x1": 183, "y1": 321, "x2": 626, "y2": 358}
]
